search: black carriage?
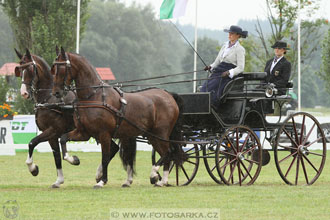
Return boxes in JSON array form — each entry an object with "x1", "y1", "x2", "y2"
[{"x1": 152, "y1": 72, "x2": 327, "y2": 186}]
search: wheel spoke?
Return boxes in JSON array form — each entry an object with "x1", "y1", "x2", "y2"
[
  {"x1": 186, "y1": 160, "x2": 197, "y2": 165},
  {"x1": 180, "y1": 165, "x2": 190, "y2": 181},
  {"x1": 244, "y1": 158, "x2": 260, "y2": 165},
  {"x1": 213, "y1": 157, "x2": 224, "y2": 172},
  {"x1": 239, "y1": 133, "x2": 251, "y2": 152},
  {"x1": 241, "y1": 144, "x2": 257, "y2": 156},
  {"x1": 220, "y1": 150, "x2": 237, "y2": 157},
  {"x1": 239, "y1": 160, "x2": 253, "y2": 180},
  {"x1": 302, "y1": 123, "x2": 316, "y2": 145},
  {"x1": 305, "y1": 137, "x2": 323, "y2": 148},
  {"x1": 222, "y1": 158, "x2": 228, "y2": 176},
  {"x1": 228, "y1": 162, "x2": 237, "y2": 184},
  {"x1": 169, "y1": 162, "x2": 175, "y2": 173},
  {"x1": 308, "y1": 151, "x2": 324, "y2": 157},
  {"x1": 277, "y1": 144, "x2": 297, "y2": 150},
  {"x1": 295, "y1": 156, "x2": 300, "y2": 185},
  {"x1": 282, "y1": 128, "x2": 299, "y2": 148},
  {"x1": 219, "y1": 157, "x2": 237, "y2": 170},
  {"x1": 185, "y1": 147, "x2": 195, "y2": 154},
  {"x1": 238, "y1": 161, "x2": 242, "y2": 186},
  {"x1": 291, "y1": 117, "x2": 300, "y2": 145},
  {"x1": 302, "y1": 154, "x2": 320, "y2": 174},
  {"x1": 300, "y1": 115, "x2": 306, "y2": 144},
  {"x1": 279, "y1": 151, "x2": 298, "y2": 164},
  {"x1": 225, "y1": 135, "x2": 238, "y2": 154},
  {"x1": 176, "y1": 164, "x2": 179, "y2": 186},
  {"x1": 301, "y1": 157, "x2": 309, "y2": 184},
  {"x1": 284, "y1": 155, "x2": 297, "y2": 178}
]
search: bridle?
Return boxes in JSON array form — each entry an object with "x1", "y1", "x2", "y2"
[
  {"x1": 16, "y1": 57, "x2": 39, "y2": 98},
  {"x1": 52, "y1": 53, "x2": 106, "y2": 100},
  {"x1": 52, "y1": 53, "x2": 73, "y2": 92}
]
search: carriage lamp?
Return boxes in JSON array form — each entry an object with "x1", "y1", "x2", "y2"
[{"x1": 265, "y1": 83, "x2": 278, "y2": 98}]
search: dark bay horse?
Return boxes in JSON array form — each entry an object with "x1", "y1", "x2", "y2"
[
  {"x1": 14, "y1": 48, "x2": 79, "y2": 188},
  {"x1": 52, "y1": 47, "x2": 183, "y2": 188}
]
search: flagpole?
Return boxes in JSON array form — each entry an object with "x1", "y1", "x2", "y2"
[
  {"x1": 297, "y1": 0, "x2": 301, "y2": 111},
  {"x1": 76, "y1": 0, "x2": 81, "y2": 54},
  {"x1": 193, "y1": 0, "x2": 198, "y2": 93}
]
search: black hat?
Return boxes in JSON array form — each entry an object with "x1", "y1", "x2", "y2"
[
  {"x1": 224, "y1": 25, "x2": 248, "y2": 38},
  {"x1": 271, "y1": 41, "x2": 290, "y2": 50}
]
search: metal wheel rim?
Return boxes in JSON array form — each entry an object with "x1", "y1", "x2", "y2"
[
  {"x1": 215, "y1": 125, "x2": 263, "y2": 186},
  {"x1": 274, "y1": 112, "x2": 327, "y2": 185}
]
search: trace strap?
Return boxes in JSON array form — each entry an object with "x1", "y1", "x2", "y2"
[{"x1": 73, "y1": 100, "x2": 209, "y2": 145}]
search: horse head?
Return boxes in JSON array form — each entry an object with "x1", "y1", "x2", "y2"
[
  {"x1": 52, "y1": 46, "x2": 74, "y2": 98},
  {"x1": 14, "y1": 48, "x2": 39, "y2": 99}
]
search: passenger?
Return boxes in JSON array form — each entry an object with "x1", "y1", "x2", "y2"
[
  {"x1": 201, "y1": 25, "x2": 248, "y2": 107},
  {"x1": 264, "y1": 41, "x2": 291, "y2": 95}
]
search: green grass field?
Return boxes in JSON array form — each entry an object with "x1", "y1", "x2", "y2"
[{"x1": 1, "y1": 151, "x2": 330, "y2": 220}]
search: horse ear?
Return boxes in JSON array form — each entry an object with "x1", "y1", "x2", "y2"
[
  {"x1": 26, "y1": 48, "x2": 32, "y2": 59},
  {"x1": 60, "y1": 46, "x2": 66, "y2": 58},
  {"x1": 14, "y1": 48, "x2": 23, "y2": 59},
  {"x1": 55, "y1": 45, "x2": 59, "y2": 56},
  {"x1": 14, "y1": 66, "x2": 21, "y2": 77}
]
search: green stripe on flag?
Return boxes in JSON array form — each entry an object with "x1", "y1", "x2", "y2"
[
  {"x1": 12, "y1": 133, "x2": 37, "y2": 144},
  {"x1": 160, "y1": 0, "x2": 175, "y2": 19}
]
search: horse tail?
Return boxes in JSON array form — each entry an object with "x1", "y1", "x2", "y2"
[
  {"x1": 169, "y1": 92, "x2": 187, "y2": 165},
  {"x1": 119, "y1": 137, "x2": 137, "y2": 175}
]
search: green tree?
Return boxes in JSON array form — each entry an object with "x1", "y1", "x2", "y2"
[
  {"x1": 0, "y1": 8, "x2": 15, "y2": 66},
  {"x1": 0, "y1": 0, "x2": 90, "y2": 64},
  {"x1": 247, "y1": 0, "x2": 329, "y2": 108},
  {"x1": 319, "y1": 27, "x2": 330, "y2": 93},
  {"x1": 80, "y1": 0, "x2": 187, "y2": 92},
  {"x1": 0, "y1": 77, "x2": 9, "y2": 104}
]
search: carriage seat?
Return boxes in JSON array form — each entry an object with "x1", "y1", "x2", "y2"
[
  {"x1": 219, "y1": 72, "x2": 267, "y2": 100},
  {"x1": 241, "y1": 72, "x2": 267, "y2": 81},
  {"x1": 218, "y1": 76, "x2": 244, "y2": 101}
]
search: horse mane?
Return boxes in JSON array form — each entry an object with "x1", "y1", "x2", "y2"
[
  {"x1": 68, "y1": 52, "x2": 104, "y2": 82},
  {"x1": 32, "y1": 55, "x2": 53, "y2": 80}
]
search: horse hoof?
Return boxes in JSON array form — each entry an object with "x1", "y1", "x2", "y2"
[
  {"x1": 150, "y1": 176, "x2": 159, "y2": 184},
  {"x1": 51, "y1": 184, "x2": 60, "y2": 189},
  {"x1": 95, "y1": 177, "x2": 102, "y2": 183},
  {"x1": 122, "y1": 184, "x2": 131, "y2": 188},
  {"x1": 93, "y1": 184, "x2": 103, "y2": 189},
  {"x1": 31, "y1": 165, "x2": 39, "y2": 176},
  {"x1": 72, "y1": 156, "x2": 80, "y2": 166},
  {"x1": 165, "y1": 183, "x2": 172, "y2": 187}
]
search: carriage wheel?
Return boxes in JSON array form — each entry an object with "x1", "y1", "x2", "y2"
[
  {"x1": 203, "y1": 143, "x2": 223, "y2": 184},
  {"x1": 215, "y1": 125, "x2": 263, "y2": 186},
  {"x1": 274, "y1": 112, "x2": 326, "y2": 185},
  {"x1": 151, "y1": 144, "x2": 200, "y2": 186}
]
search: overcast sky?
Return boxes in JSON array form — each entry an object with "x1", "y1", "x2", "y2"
[{"x1": 120, "y1": 0, "x2": 330, "y2": 30}]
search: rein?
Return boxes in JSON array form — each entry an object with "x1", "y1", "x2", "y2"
[
  {"x1": 109, "y1": 69, "x2": 204, "y2": 86},
  {"x1": 73, "y1": 100, "x2": 209, "y2": 145}
]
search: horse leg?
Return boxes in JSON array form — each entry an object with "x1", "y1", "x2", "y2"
[
  {"x1": 25, "y1": 128, "x2": 58, "y2": 176},
  {"x1": 95, "y1": 140, "x2": 119, "y2": 183},
  {"x1": 119, "y1": 137, "x2": 136, "y2": 187},
  {"x1": 60, "y1": 135, "x2": 80, "y2": 166},
  {"x1": 150, "y1": 157, "x2": 163, "y2": 184},
  {"x1": 94, "y1": 132, "x2": 112, "y2": 189},
  {"x1": 150, "y1": 137, "x2": 173, "y2": 187},
  {"x1": 48, "y1": 138, "x2": 65, "y2": 188}
]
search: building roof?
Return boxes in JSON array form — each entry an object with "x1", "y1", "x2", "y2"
[
  {"x1": 0, "y1": 63, "x2": 19, "y2": 76},
  {"x1": 0, "y1": 62, "x2": 116, "y2": 81},
  {"x1": 95, "y1": 67, "x2": 116, "y2": 80}
]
